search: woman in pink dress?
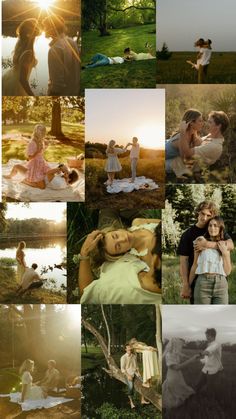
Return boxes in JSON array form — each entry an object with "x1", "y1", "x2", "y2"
[{"x1": 4, "y1": 124, "x2": 50, "y2": 188}]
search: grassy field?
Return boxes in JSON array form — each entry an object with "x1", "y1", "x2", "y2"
[
  {"x1": 0, "y1": 260, "x2": 65, "y2": 304},
  {"x1": 162, "y1": 248, "x2": 236, "y2": 304},
  {"x1": 163, "y1": 348, "x2": 236, "y2": 419},
  {"x1": 157, "y1": 52, "x2": 236, "y2": 84},
  {"x1": 2, "y1": 123, "x2": 84, "y2": 164},
  {"x1": 81, "y1": 24, "x2": 156, "y2": 91},
  {"x1": 85, "y1": 155, "x2": 165, "y2": 209}
]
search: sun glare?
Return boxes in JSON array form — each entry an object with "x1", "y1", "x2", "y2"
[
  {"x1": 36, "y1": 0, "x2": 55, "y2": 10},
  {"x1": 67, "y1": 305, "x2": 81, "y2": 330},
  {"x1": 134, "y1": 124, "x2": 164, "y2": 149}
]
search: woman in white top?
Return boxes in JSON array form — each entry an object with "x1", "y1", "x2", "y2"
[
  {"x1": 189, "y1": 216, "x2": 231, "y2": 304},
  {"x1": 2, "y1": 19, "x2": 40, "y2": 96},
  {"x1": 105, "y1": 140, "x2": 129, "y2": 185},
  {"x1": 128, "y1": 338, "x2": 159, "y2": 387},
  {"x1": 16, "y1": 241, "x2": 27, "y2": 284},
  {"x1": 20, "y1": 359, "x2": 44, "y2": 402},
  {"x1": 77, "y1": 218, "x2": 161, "y2": 304},
  {"x1": 163, "y1": 338, "x2": 197, "y2": 409}
]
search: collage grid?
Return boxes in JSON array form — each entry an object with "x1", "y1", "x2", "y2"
[{"x1": 0, "y1": 1, "x2": 236, "y2": 418}]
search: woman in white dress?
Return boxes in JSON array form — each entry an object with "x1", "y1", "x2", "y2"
[
  {"x1": 78, "y1": 218, "x2": 161, "y2": 303},
  {"x1": 2, "y1": 19, "x2": 40, "y2": 96},
  {"x1": 163, "y1": 338, "x2": 197, "y2": 409},
  {"x1": 128, "y1": 338, "x2": 159, "y2": 387},
  {"x1": 189, "y1": 216, "x2": 231, "y2": 304},
  {"x1": 19, "y1": 359, "x2": 44, "y2": 402},
  {"x1": 16, "y1": 241, "x2": 27, "y2": 284},
  {"x1": 105, "y1": 140, "x2": 129, "y2": 185}
]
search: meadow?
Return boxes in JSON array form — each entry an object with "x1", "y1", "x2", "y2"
[
  {"x1": 157, "y1": 52, "x2": 236, "y2": 84},
  {"x1": 81, "y1": 24, "x2": 156, "y2": 91},
  {"x1": 163, "y1": 347, "x2": 236, "y2": 419},
  {"x1": 85, "y1": 153, "x2": 165, "y2": 209},
  {"x1": 2, "y1": 122, "x2": 84, "y2": 165},
  {"x1": 162, "y1": 248, "x2": 236, "y2": 304}
]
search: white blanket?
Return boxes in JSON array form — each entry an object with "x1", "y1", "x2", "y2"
[
  {"x1": 2, "y1": 160, "x2": 85, "y2": 202},
  {"x1": 106, "y1": 176, "x2": 159, "y2": 194},
  {"x1": 0, "y1": 392, "x2": 73, "y2": 411}
]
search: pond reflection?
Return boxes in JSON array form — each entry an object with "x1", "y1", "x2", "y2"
[{"x1": 0, "y1": 238, "x2": 67, "y2": 292}]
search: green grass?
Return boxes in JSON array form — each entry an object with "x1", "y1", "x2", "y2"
[
  {"x1": 2, "y1": 123, "x2": 84, "y2": 164},
  {"x1": 157, "y1": 52, "x2": 236, "y2": 84},
  {"x1": 81, "y1": 25, "x2": 156, "y2": 91},
  {"x1": 0, "y1": 262, "x2": 66, "y2": 304},
  {"x1": 163, "y1": 248, "x2": 236, "y2": 304}
]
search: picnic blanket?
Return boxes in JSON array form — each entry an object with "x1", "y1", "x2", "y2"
[
  {"x1": 2, "y1": 160, "x2": 85, "y2": 202},
  {"x1": 106, "y1": 176, "x2": 159, "y2": 194},
  {"x1": 0, "y1": 392, "x2": 73, "y2": 411}
]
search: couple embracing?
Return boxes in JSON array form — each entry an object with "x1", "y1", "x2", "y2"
[
  {"x1": 163, "y1": 328, "x2": 223, "y2": 409},
  {"x1": 105, "y1": 137, "x2": 140, "y2": 185},
  {"x1": 2, "y1": 15, "x2": 80, "y2": 96}
]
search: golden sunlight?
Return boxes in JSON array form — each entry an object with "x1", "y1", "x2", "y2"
[
  {"x1": 36, "y1": 0, "x2": 55, "y2": 10},
  {"x1": 134, "y1": 124, "x2": 163, "y2": 149},
  {"x1": 67, "y1": 305, "x2": 81, "y2": 329}
]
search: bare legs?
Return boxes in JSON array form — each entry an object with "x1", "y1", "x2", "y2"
[
  {"x1": 107, "y1": 172, "x2": 115, "y2": 185},
  {"x1": 3, "y1": 164, "x2": 27, "y2": 179}
]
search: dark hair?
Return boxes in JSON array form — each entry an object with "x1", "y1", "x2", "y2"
[
  {"x1": 205, "y1": 328, "x2": 216, "y2": 339},
  {"x1": 194, "y1": 201, "x2": 219, "y2": 219},
  {"x1": 43, "y1": 15, "x2": 66, "y2": 35},
  {"x1": 194, "y1": 38, "x2": 205, "y2": 47},
  {"x1": 32, "y1": 263, "x2": 38, "y2": 269},
  {"x1": 124, "y1": 47, "x2": 130, "y2": 54},
  {"x1": 204, "y1": 216, "x2": 225, "y2": 242},
  {"x1": 209, "y1": 111, "x2": 230, "y2": 134},
  {"x1": 68, "y1": 170, "x2": 79, "y2": 184}
]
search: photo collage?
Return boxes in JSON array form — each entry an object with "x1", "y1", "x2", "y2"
[{"x1": 0, "y1": 0, "x2": 236, "y2": 418}]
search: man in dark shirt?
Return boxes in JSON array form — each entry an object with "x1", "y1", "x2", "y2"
[{"x1": 178, "y1": 201, "x2": 233, "y2": 302}]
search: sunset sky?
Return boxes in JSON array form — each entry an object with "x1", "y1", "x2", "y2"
[
  {"x1": 157, "y1": 0, "x2": 236, "y2": 51},
  {"x1": 85, "y1": 89, "x2": 165, "y2": 150},
  {"x1": 5, "y1": 203, "x2": 66, "y2": 223}
]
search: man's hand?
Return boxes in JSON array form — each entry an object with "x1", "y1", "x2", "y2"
[
  {"x1": 181, "y1": 284, "x2": 191, "y2": 299},
  {"x1": 194, "y1": 237, "x2": 207, "y2": 252}
]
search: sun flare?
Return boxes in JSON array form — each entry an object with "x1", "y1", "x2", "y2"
[
  {"x1": 134, "y1": 124, "x2": 164, "y2": 149},
  {"x1": 36, "y1": 0, "x2": 55, "y2": 10}
]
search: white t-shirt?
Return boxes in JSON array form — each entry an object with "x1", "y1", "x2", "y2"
[
  {"x1": 130, "y1": 144, "x2": 140, "y2": 159},
  {"x1": 194, "y1": 136, "x2": 224, "y2": 165},
  {"x1": 201, "y1": 341, "x2": 223, "y2": 375},
  {"x1": 120, "y1": 353, "x2": 138, "y2": 377},
  {"x1": 21, "y1": 268, "x2": 40, "y2": 290},
  {"x1": 108, "y1": 57, "x2": 124, "y2": 64},
  {"x1": 200, "y1": 48, "x2": 212, "y2": 66}
]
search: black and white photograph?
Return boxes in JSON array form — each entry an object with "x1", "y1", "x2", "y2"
[{"x1": 162, "y1": 305, "x2": 236, "y2": 419}]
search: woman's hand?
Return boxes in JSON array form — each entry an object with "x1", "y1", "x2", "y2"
[
  {"x1": 218, "y1": 241, "x2": 228, "y2": 255},
  {"x1": 181, "y1": 284, "x2": 191, "y2": 299},
  {"x1": 80, "y1": 230, "x2": 103, "y2": 257}
]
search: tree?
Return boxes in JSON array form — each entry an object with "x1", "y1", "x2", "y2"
[
  {"x1": 82, "y1": 316, "x2": 162, "y2": 410},
  {"x1": 157, "y1": 43, "x2": 172, "y2": 60}
]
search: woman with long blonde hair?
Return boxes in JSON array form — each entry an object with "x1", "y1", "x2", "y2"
[
  {"x1": 16, "y1": 241, "x2": 27, "y2": 283},
  {"x1": 19, "y1": 359, "x2": 44, "y2": 402},
  {"x1": 4, "y1": 124, "x2": 50, "y2": 189},
  {"x1": 105, "y1": 140, "x2": 129, "y2": 185},
  {"x1": 2, "y1": 19, "x2": 41, "y2": 96}
]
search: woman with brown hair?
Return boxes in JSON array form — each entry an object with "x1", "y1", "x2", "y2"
[
  {"x1": 189, "y1": 216, "x2": 232, "y2": 304},
  {"x1": 16, "y1": 241, "x2": 27, "y2": 283},
  {"x1": 2, "y1": 19, "x2": 41, "y2": 95}
]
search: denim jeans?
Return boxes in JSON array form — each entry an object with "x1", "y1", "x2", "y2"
[
  {"x1": 125, "y1": 373, "x2": 142, "y2": 396},
  {"x1": 86, "y1": 53, "x2": 109, "y2": 68},
  {"x1": 131, "y1": 158, "x2": 138, "y2": 181},
  {"x1": 194, "y1": 274, "x2": 228, "y2": 304}
]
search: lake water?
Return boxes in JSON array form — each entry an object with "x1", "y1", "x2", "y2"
[
  {"x1": 2, "y1": 34, "x2": 50, "y2": 95},
  {"x1": 0, "y1": 238, "x2": 67, "y2": 292}
]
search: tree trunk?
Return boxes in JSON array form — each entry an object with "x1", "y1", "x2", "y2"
[
  {"x1": 82, "y1": 319, "x2": 162, "y2": 411},
  {"x1": 155, "y1": 304, "x2": 162, "y2": 379},
  {"x1": 49, "y1": 99, "x2": 65, "y2": 138}
]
